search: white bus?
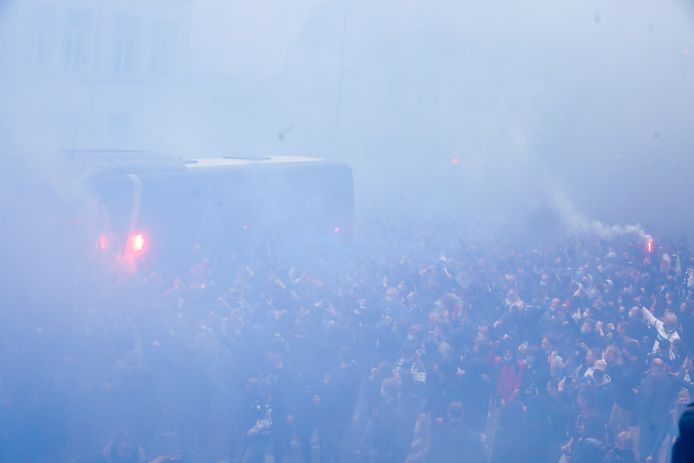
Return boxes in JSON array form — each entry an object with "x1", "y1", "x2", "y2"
[{"x1": 68, "y1": 151, "x2": 354, "y2": 278}]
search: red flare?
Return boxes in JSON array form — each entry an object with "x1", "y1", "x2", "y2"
[{"x1": 131, "y1": 233, "x2": 146, "y2": 252}]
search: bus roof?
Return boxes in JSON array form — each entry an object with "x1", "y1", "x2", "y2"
[
  {"x1": 182, "y1": 155, "x2": 327, "y2": 169},
  {"x1": 66, "y1": 150, "x2": 338, "y2": 176}
]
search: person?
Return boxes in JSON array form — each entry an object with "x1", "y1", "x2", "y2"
[
  {"x1": 577, "y1": 347, "x2": 602, "y2": 379},
  {"x1": 99, "y1": 435, "x2": 181, "y2": 463},
  {"x1": 490, "y1": 401, "x2": 532, "y2": 463},
  {"x1": 671, "y1": 402, "x2": 694, "y2": 463},
  {"x1": 539, "y1": 298, "x2": 569, "y2": 334},
  {"x1": 544, "y1": 379, "x2": 576, "y2": 463},
  {"x1": 602, "y1": 431, "x2": 637, "y2": 463},
  {"x1": 560, "y1": 412, "x2": 607, "y2": 463},
  {"x1": 608, "y1": 340, "x2": 643, "y2": 437},
  {"x1": 541, "y1": 335, "x2": 567, "y2": 379},
  {"x1": 317, "y1": 346, "x2": 360, "y2": 463},
  {"x1": 641, "y1": 306, "x2": 680, "y2": 361},
  {"x1": 583, "y1": 360, "x2": 613, "y2": 423},
  {"x1": 457, "y1": 338, "x2": 494, "y2": 432},
  {"x1": 638, "y1": 358, "x2": 676, "y2": 462},
  {"x1": 495, "y1": 347, "x2": 525, "y2": 404},
  {"x1": 267, "y1": 342, "x2": 293, "y2": 463},
  {"x1": 99, "y1": 435, "x2": 146, "y2": 463},
  {"x1": 372, "y1": 377, "x2": 415, "y2": 463},
  {"x1": 520, "y1": 345, "x2": 549, "y2": 399},
  {"x1": 240, "y1": 378, "x2": 273, "y2": 463},
  {"x1": 426, "y1": 401, "x2": 486, "y2": 463},
  {"x1": 626, "y1": 307, "x2": 652, "y2": 349}
]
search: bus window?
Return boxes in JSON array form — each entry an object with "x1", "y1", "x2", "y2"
[{"x1": 85, "y1": 156, "x2": 354, "y2": 279}]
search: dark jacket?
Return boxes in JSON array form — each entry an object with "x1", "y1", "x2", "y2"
[
  {"x1": 672, "y1": 403, "x2": 694, "y2": 463},
  {"x1": 602, "y1": 447, "x2": 637, "y2": 463},
  {"x1": 373, "y1": 399, "x2": 415, "y2": 463},
  {"x1": 638, "y1": 370, "x2": 676, "y2": 424},
  {"x1": 427, "y1": 420, "x2": 486, "y2": 463}
]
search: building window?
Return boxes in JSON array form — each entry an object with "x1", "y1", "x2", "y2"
[
  {"x1": 113, "y1": 15, "x2": 140, "y2": 77},
  {"x1": 150, "y1": 20, "x2": 177, "y2": 78},
  {"x1": 26, "y1": 8, "x2": 56, "y2": 72},
  {"x1": 27, "y1": 22, "x2": 50, "y2": 71},
  {"x1": 63, "y1": 9, "x2": 91, "y2": 74}
]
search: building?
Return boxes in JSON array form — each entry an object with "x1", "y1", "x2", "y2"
[{"x1": 0, "y1": 0, "x2": 192, "y2": 150}]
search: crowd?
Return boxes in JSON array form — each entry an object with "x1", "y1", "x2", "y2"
[{"x1": 2, "y1": 219, "x2": 694, "y2": 463}]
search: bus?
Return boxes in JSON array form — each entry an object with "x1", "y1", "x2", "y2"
[{"x1": 68, "y1": 150, "x2": 354, "y2": 279}]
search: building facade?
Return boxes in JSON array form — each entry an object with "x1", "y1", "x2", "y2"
[{"x1": 0, "y1": 0, "x2": 192, "y2": 151}]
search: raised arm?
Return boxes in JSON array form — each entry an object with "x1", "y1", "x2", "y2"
[{"x1": 641, "y1": 306, "x2": 657, "y2": 327}]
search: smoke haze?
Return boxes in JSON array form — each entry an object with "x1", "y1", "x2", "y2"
[
  {"x1": 2, "y1": 0, "x2": 693, "y2": 243},
  {"x1": 2, "y1": 2, "x2": 694, "y2": 462}
]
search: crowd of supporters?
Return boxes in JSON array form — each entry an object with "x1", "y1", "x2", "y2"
[{"x1": 2, "y1": 220, "x2": 694, "y2": 463}]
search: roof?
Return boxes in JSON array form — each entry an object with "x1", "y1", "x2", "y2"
[
  {"x1": 182, "y1": 155, "x2": 325, "y2": 169},
  {"x1": 66, "y1": 150, "x2": 184, "y2": 176},
  {"x1": 65, "y1": 150, "x2": 332, "y2": 176}
]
